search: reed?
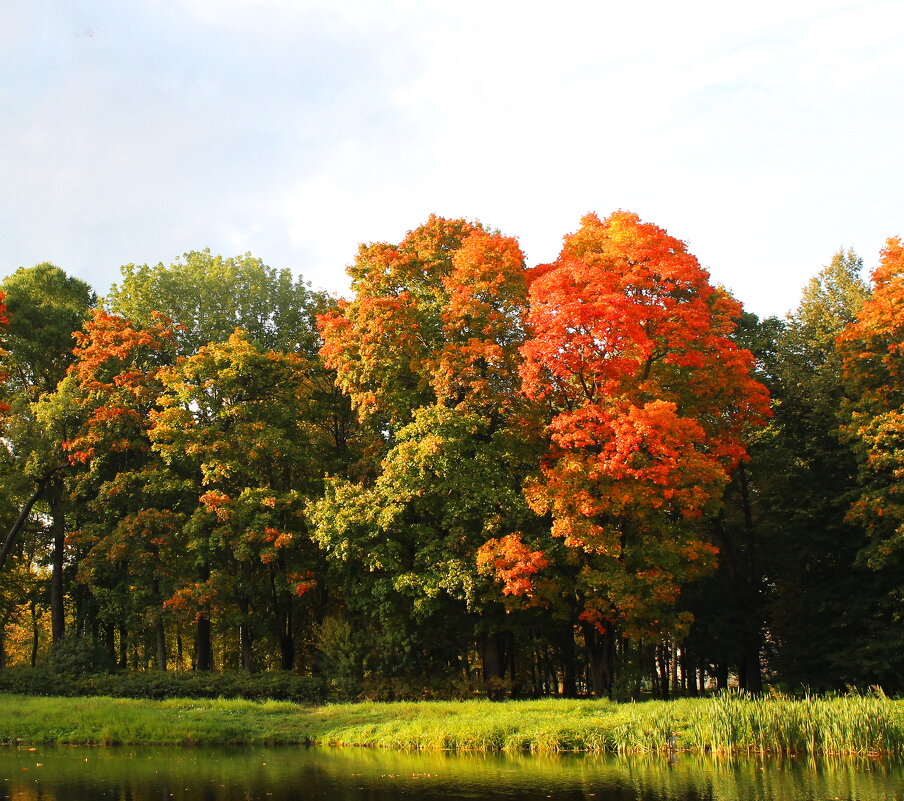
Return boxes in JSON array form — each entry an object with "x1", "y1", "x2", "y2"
[{"x1": 0, "y1": 692, "x2": 901, "y2": 755}]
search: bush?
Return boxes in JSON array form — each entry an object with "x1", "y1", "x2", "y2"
[
  {"x1": 0, "y1": 667, "x2": 327, "y2": 704},
  {"x1": 47, "y1": 636, "x2": 115, "y2": 676},
  {"x1": 356, "y1": 673, "x2": 512, "y2": 701}
]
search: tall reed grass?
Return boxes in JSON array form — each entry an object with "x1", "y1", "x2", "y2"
[
  {"x1": 0, "y1": 691, "x2": 900, "y2": 755},
  {"x1": 678, "y1": 691, "x2": 902, "y2": 755}
]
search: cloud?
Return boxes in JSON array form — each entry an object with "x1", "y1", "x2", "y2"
[{"x1": 1, "y1": 0, "x2": 901, "y2": 316}]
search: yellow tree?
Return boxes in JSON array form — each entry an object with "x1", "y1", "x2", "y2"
[{"x1": 314, "y1": 216, "x2": 543, "y2": 684}]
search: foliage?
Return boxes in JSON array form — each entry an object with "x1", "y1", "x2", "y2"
[
  {"x1": 1, "y1": 263, "x2": 96, "y2": 394},
  {"x1": 2, "y1": 219, "x2": 902, "y2": 699},
  {"x1": 150, "y1": 330, "x2": 327, "y2": 668},
  {"x1": 47, "y1": 635, "x2": 115, "y2": 675},
  {"x1": 763, "y1": 247, "x2": 904, "y2": 691},
  {"x1": 106, "y1": 250, "x2": 321, "y2": 355},
  {"x1": 838, "y1": 237, "x2": 904, "y2": 566},
  {"x1": 520, "y1": 211, "x2": 770, "y2": 638},
  {"x1": 318, "y1": 215, "x2": 530, "y2": 429},
  {"x1": 59, "y1": 309, "x2": 183, "y2": 661},
  {"x1": 314, "y1": 215, "x2": 543, "y2": 681},
  {"x1": 0, "y1": 264, "x2": 97, "y2": 647},
  {"x1": 0, "y1": 668, "x2": 326, "y2": 705}
]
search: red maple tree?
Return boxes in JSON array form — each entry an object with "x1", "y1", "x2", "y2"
[{"x1": 520, "y1": 211, "x2": 770, "y2": 640}]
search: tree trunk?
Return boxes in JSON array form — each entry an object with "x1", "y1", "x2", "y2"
[
  {"x1": 559, "y1": 634, "x2": 578, "y2": 698},
  {"x1": 581, "y1": 622, "x2": 615, "y2": 697},
  {"x1": 685, "y1": 651, "x2": 699, "y2": 697},
  {"x1": 104, "y1": 623, "x2": 116, "y2": 664},
  {"x1": 0, "y1": 467, "x2": 65, "y2": 572},
  {"x1": 195, "y1": 615, "x2": 213, "y2": 671},
  {"x1": 150, "y1": 579, "x2": 167, "y2": 671},
  {"x1": 277, "y1": 592, "x2": 294, "y2": 671},
  {"x1": 529, "y1": 648, "x2": 539, "y2": 696},
  {"x1": 740, "y1": 646, "x2": 763, "y2": 693},
  {"x1": 30, "y1": 601, "x2": 39, "y2": 667},
  {"x1": 536, "y1": 647, "x2": 550, "y2": 694},
  {"x1": 176, "y1": 628, "x2": 184, "y2": 671},
  {"x1": 670, "y1": 640, "x2": 679, "y2": 697},
  {"x1": 237, "y1": 596, "x2": 255, "y2": 672},
  {"x1": 0, "y1": 626, "x2": 6, "y2": 669},
  {"x1": 735, "y1": 463, "x2": 765, "y2": 693},
  {"x1": 49, "y1": 485, "x2": 66, "y2": 644},
  {"x1": 481, "y1": 630, "x2": 514, "y2": 698},
  {"x1": 239, "y1": 623, "x2": 255, "y2": 673},
  {"x1": 278, "y1": 626, "x2": 295, "y2": 671},
  {"x1": 715, "y1": 663, "x2": 729, "y2": 690},
  {"x1": 657, "y1": 643, "x2": 670, "y2": 700},
  {"x1": 154, "y1": 616, "x2": 167, "y2": 671},
  {"x1": 507, "y1": 636, "x2": 517, "y2": 695},
  {"x1": 117, "y1": 623, "x2": 128, "y2": 670},
  {"x1": 481, "y1": 631, "x2": 507, "y2": 681}
]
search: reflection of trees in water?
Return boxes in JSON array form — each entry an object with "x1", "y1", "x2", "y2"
[{"x1": 0, "y1": 747, "x2": 900, "y2": 801}]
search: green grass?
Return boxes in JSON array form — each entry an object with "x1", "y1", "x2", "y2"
[{"x1": 1, "y1": 692, "x2": 901, "y2": 755}]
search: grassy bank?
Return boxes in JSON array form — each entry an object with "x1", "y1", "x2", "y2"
[{"x1": 1, "y1": 693, "x2": 901, "y2": 755}]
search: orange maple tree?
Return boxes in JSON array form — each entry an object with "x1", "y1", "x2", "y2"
[
  {"x1": 519, "y1": 211, "x2": 770, "y2": 644},
  {"x1": 475, "y1": 533, "x2": 549, "y2": 597},
  {"x1": 64, "y1": 310, "x2": 179, "y2": 465},
  {"x1": 62, "y1": 309, "x2": 183, "y2": 668},
  {"x1": 837, "y1": 236, "x2": 904, "y2": 566}
]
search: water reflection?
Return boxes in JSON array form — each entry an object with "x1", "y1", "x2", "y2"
[{"x1": 0, "y1": 745, "x2": 901, "y2": 801}]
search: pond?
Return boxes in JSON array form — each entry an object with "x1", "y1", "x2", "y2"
[{"x1": 0, "y1": 745, "x2": 901, "y2": 801}]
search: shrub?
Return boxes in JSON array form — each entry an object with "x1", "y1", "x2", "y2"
[
  {"x1": 47, "y1": 636, "x2": 115, "y2": 676},
  {"x1": 0, "y1": 667, "x2": 327, "y2": 704}
]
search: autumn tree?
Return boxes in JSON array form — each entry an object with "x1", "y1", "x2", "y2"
[
  {"x1": 314, "y1": 216, "x2": 544, "y2": 686},
  {"x1": 833, "y1": 239, "x2": 904, "y2": 689},
  {"x1": 61, "y1": 310, "x2": 181, "y2": 668},
  {"x1": 838, "y1": 238, "x2": 904, "y2": 563},
  {"x1": 519, "y1": 211, "x2": 770, "y2": 694},
  {"x1": 150, "y1": 331, "x2": 327, "y2": 671}
]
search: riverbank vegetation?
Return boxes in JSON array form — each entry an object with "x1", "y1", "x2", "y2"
[
  {"x1": 1, "y1": 213, "x2": 902, "y2": 699},
  {"x1": 1, "y1": 693, "x2": 902, "y2": 756}
]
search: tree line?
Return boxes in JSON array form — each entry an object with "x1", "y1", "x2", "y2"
[{"x1": 0, "y1": 211, "x2": 901, "y2": 698}]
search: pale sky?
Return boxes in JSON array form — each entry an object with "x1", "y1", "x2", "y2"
[{"x1": 2, "y1": 0, "x2": 902, "y2": 318}]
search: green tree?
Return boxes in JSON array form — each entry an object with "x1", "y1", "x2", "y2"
[
  {"x1": 150, "y1": 331, "x2": 328, "y2": 671},
  {"x1": 106, "y1": 250, "x2": 320, "y2": 356},
  {"x1": 763, "y1": 248, "x2": 897, "y2": 689},
  {"x1": 681, "y1": 312, "x2": 785, "y2": 693},
  {"x1": 838, "y1": 239, "x2": 904, "y2": 565},
  {"x1": 0, "y1": 264, "x2": 95, "y2": 645},
  {"x1": 108, "y1": 249, "x2": 359, "y2": 479}
]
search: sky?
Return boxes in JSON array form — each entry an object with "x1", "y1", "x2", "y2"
[{"x1": 1, "y1": 0, "x2": 902, "y2": 319}]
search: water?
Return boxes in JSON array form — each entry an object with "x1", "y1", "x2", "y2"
[{"x1": 0, "y1": 745, "x2": 901, "y2": 801}]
